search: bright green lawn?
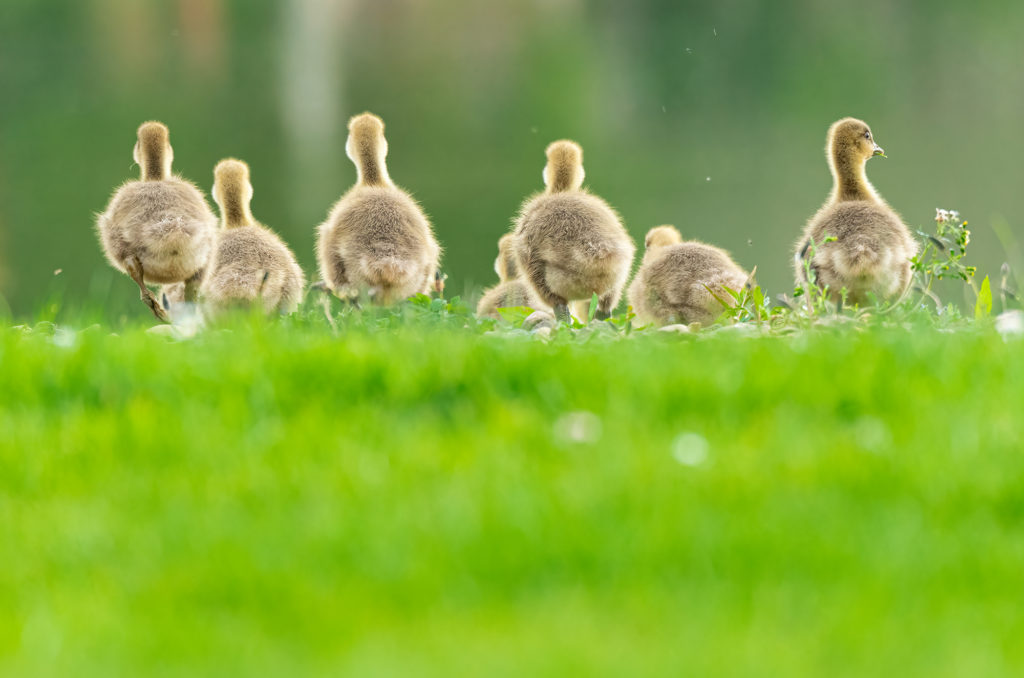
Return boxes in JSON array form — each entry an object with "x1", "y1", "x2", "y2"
[{"x1": 2, "y1": 317, "x2": 1023, "y2": 677}]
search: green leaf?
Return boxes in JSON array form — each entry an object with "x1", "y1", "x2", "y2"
[
  {"x1": 974, "y1": 276, "x2": 992, "y2": 319},
  {"x1": 703, "y1": 284, "x2": 732, "y2": 309},
  {"x1": 497, "y1": 306, "x2": 535, "y2": 326},
  {"x1": 752, "y1": 286, "x2": 765, "y2": 310},
  {"x1": 721, "y1": 286, "x2": 743, "y2": 303},
  {"x1": 408, "y1": 293, "x2": 432, "y2": 308},
  {"x1": 588, "y1": 293, "x2": 599, "y2": 321}
]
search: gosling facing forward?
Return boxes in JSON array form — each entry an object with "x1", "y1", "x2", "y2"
[
  {"x1": 476, "y1": 233, "x2": 548, "y2": 318},
  {"x1": 96, "y1": 121, "x2": 216, "y2": 321},
  {"x1": 200, "y1": 159, "x2": 305, "y2": 315},
  {"x1": 628, "y1": 226, "x2": 749, "y2": 326},
  {"x1": 794, "y1": 118, "x2": 917, "y2": 304},
  {"x1": 316, "y1": 112, "x2": 441, "y2": 305},
  {"x1": 513, "y1": 140, "x2": 635, "y2": 322}
]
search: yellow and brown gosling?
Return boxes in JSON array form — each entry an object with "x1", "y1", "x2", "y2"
[
  {"x1": 628, "y1": 225, "x2": 749, "y2": 326},
  {"x1": 200, "y1": 159, "x2": 305, "y2": 315},
  {"x1": 316, "y1": 112, "x2": 441, "y2": 305},
  {"x1": 512, "y1": 140, "x2": 635, "y2": 322},
  {"x1": 794, "y1": 117, "x2": 918, "y2": 304},
  {"x1": 476, "y1": 233, "x2": 549, "y2": 318},
  {"x1": 96, "y1": 121, "x2": 217, "y2": 321}
]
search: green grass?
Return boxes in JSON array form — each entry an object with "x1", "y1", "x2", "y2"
[{"x1": 2, "y1": 315, "x2": 1024, "y2": 677}]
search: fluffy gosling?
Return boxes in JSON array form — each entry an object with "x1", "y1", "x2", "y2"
[
  {"x1": 512, "y1": 140, "x2": 635, "y2": 322},
  {"x1": 628, "y1": 225, "x2": 749, "y2": 326},
  {"x1": 476, "y1": 233, "x2": 548, "y2": 318},
  {"x1": 794, "y1": 118, "x2": 918, "y2": 304},
  {"x1": 316, "y1": 112, "x2": 441, "y2": 305},
  {"x1": 96, "y1": 121, "x2": 216, "y2": 321},
  {"x1": 201, "y1": 159, "x2": 305, "y2": 315}
]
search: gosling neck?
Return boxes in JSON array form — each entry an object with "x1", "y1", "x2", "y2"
[
  {"x1": 140, "y1": 145, "x2": 170, "y2": 182},
  {"x1": 499, "y1": 250, "x2": 518, "y2": 281},
  {"x1": 545, "y1": 167, "x2": 579, "y2": 194},
  {"x1": 643, "y1": 247, "x2": 666, "y2": 264},
  {"x1": 354, "y1": 140, "x2": 391, "y2": 187},
  {"x1": 829, "y1": 150, "x2": 879, "y2": 203},
  {"x1": 219, "y1": 191, "x2": 254, "y2": 229}
]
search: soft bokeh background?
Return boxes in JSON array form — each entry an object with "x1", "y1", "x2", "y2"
[{"x1": 1, "y1": 0, "x2": 1022, "y2": 319}]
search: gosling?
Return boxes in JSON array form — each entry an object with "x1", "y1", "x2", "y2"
[
  {"x1": 201, "y1": 159, "x2": 305, "y2": 315},
  {"x1": 794, "y1": 118, "x2": 918, "y2": 304},
  {"x1": 628, "y1": 225, "x2": 749, "y2": 326},
  {"x1": 512, "y1": 140, "x2": 635, "y2": 322},
  {"x1": 316, "y1": 112, "x2": 441, "y2": 305},
  {"x1": 96, "y1": 121, "x2": 217, "y2": 321},
  {"x1": 476, "y1": 233, "x2": 549, "y2": 318}
]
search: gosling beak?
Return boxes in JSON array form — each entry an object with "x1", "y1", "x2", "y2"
[{"x1": 872, "y1": 143, "x2": 885, "y2": 157}]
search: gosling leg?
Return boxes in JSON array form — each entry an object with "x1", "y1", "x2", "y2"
[
  {"x1": 596, "y1": 291, "x2": 619, "y2": 321},
  {"x1": 183, "y1": 268, "x2": 204, "y2": 303},
  {"x1": 125, "y1": 255, "x2": 171, "y2": 323}
]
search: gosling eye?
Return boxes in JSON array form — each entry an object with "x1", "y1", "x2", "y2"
[{"x1": 864, "y1": 131, "x2": 871, "y2": 140}]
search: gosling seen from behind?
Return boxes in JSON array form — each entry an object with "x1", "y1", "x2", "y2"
[
  {"x1": 476, "y1": 233, "x2": 548, "y2": 318},
  {"x1": 513, "y1": 140, "x2": 635, "y2": 322},
  {"x1": 628, "y1": 225, "x2": 749, "y2": 326},
  {"x1": 795, "y1": 117, "x2": 918, "y2": 304},
  {"x1": 316, "y1": 112, "x2": 441, "y2": 305},
  {"x1": 96, "y1": 121, "x2": 216, "y2": 321},
  {"x1": 201, "y1": 159, "x2": 305, "y2": 315}
]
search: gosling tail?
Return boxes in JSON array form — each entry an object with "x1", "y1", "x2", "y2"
[
  {"x1": 835, "y1": 240, "x2": 891, "y2": 277},
  {"x1": 362, "y1": 256, "x2": 415, "y2": 287}
]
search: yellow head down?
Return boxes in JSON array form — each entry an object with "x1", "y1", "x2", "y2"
[
  {"x1": 543, "y1": 140, "x2": 585, "y2": 193},
  {"x1": 134, "y1": 121, "x2": 173, "y2": 181},
  {"x1": 644, "y1": 225, "x2": 682, "y2": 251},
  {"x1": 212, "y1": 159, "x2": 254, "y2": 227},
  {"x1": 827, "y1": 117, "x2": 885, "y2": 166}
]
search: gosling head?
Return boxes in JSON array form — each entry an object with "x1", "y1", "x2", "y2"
[
  {"x1": 346, "y1": 112, "x2": 390, "y2": 186},
  {"x1": 495, "y1": 233, "x2": 520, "y2": 281},
  {"x1": 134, "y1": 121, "x2": 173, "y2": 181},
  {"x1": 212, "y1": 158, "x2": 254, "y2": 228},
  {"x1": 644, "y1": 225, "x2": 682, "y2": 252},
  {"x1": 827, "y1": 118, "x2": 884, "y2": 167},
  {"x1": 542, "y1": 140, "x2": 585, "y2": 193}
]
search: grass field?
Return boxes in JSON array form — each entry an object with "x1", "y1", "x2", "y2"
[{"x1": 2, "y1": 307, "x2": 1024, "y2": 677}]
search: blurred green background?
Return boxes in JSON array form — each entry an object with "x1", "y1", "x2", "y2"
[{"x1": 1, "y1": 0, "x2": 1022, "y2": 319}]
